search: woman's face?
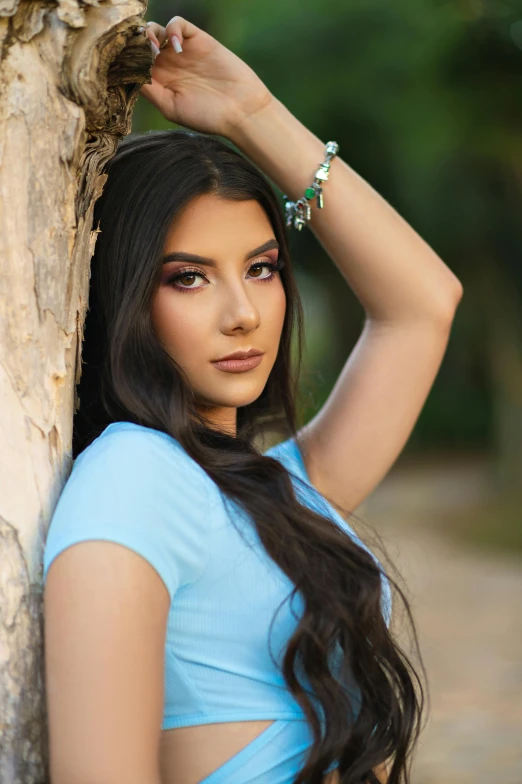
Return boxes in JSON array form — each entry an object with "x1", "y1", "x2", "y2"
[{"x1": 151, "y1": 193, "x2": 287, "y2": 434}]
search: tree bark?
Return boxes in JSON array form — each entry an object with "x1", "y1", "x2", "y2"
[{"x1": 0, "y1": 1, "x2": 150, "y2": 778}]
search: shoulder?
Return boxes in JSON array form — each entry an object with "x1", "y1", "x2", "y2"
[
  {"x1": 67, "y1": 420, "x2": 216, "y2": 515},
  {"x1": 43, "y1": 422, "x2": 215, "y2": 598},
  {"x1": 77, "y1": 421, "x2": 207, "y2": 475},
  {"x1": 68, "y1": 421, "x2": 214, "y2": 503}
]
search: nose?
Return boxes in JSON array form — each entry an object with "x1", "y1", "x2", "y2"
[{"x1": 219, "y1": 279, "x2": 260, "y2": 335}]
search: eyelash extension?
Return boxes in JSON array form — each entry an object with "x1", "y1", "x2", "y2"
[{"x1": 166, "y1": 258, "x2": 286, "y2": 291}]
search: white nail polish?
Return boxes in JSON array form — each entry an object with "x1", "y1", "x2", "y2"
[
  {"x1": 171, "y1": 35, "x2": 183, "y2": 53},
  {"x1": 150, "y1": 40, "x2": 160, "y2": 59}
]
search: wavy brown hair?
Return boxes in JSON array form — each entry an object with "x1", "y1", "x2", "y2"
[{"x1": 75, "y1": 129, "x2": 428, "y2": 783}]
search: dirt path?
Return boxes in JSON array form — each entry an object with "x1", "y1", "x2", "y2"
[{"x1": 361, "y1": 457, "x2": 522, "y2": 784}]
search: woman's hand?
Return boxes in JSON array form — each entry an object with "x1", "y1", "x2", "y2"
[{"x1": 140, "y1": 16, "x2": 273, "y2": 139}]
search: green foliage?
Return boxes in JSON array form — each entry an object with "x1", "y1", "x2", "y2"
[{"x1": 134, "y1": 0, "x2": 522, "y2": 452}]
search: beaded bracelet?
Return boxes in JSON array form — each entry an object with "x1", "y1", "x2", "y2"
[{"x1": 283, "y1": 141, "x2": 339, "y2": 231}]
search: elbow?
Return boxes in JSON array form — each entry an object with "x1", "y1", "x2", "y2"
[
  {"x1": 451, "y1": 276, "x2": 464, "y2": 307},
  {"x1": 432, "y1": 275, "x2": 464, "y2": 325},
  {"x1": 444, "y1": 276, "x2": 464, "y2": 321}
]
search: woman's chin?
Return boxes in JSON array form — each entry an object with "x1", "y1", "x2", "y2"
[{"x1": 195, "y1": 388, "x2": 265, "y2": 411}]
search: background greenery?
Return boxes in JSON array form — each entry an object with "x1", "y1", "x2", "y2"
[{"x1": 132, "y1": 0, "x2": 522, "y2": 550}]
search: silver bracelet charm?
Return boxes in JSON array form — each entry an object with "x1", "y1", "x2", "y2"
[{"x1": 283, "y1": 141, "x2": 339, "y2": 231}]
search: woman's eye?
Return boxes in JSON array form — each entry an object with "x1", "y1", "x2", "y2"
[
  {"x1": 167, "y1": 259, "x2": 282, "y2": 290},
  {"x1": 171, "y1": 271, "x2": 206, "y2": 289},
  {"x1": 249, "y1": 262, "x2": 275, "y2": 280}
]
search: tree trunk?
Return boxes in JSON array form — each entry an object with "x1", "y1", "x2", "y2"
[{"x1": 0, "y1": 1, "x2": 150, "y2": 778}]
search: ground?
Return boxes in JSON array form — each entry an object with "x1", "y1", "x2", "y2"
[{"x1": 360, "y1": 453, "x2": 522, "y2": 784}]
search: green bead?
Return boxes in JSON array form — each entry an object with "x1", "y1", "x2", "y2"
[{"x1": 305, "y1": 187, "x2": 315, "y2": 200}]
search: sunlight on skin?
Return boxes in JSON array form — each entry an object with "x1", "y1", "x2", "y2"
[{"x1": 151, "y1": 193, "x2": 287, "y2": 437}]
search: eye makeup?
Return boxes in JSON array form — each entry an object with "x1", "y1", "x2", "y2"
[{"x1": 161, "y1": 256, "x2": 285, "y2": 291}]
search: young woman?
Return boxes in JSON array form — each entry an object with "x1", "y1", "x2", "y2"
[{"x1": 42, "y1": 15, "x2": 463, "y2": 784}]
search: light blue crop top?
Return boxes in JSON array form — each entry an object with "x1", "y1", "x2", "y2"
[{"x1": 42, "y1": 421, "x2": 392, "y2": 731}]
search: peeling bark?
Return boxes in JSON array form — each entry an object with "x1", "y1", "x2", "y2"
[{"x1": 0, "y1": 0, "x2": 151, "y2": 777}]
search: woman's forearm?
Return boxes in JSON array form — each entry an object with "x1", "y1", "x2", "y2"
[{"x1": 230, "y1": 95, "x2": 463, "y2": 324}]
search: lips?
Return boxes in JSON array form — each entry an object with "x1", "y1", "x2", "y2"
[
  {"x1": 211, "y1": 349, "x2": 264, "y2": 374},
  {"x1": 213, "y1": 348, "x2": 264, "y2": 362}
]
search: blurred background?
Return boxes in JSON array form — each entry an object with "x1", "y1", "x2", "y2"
[{"x1": 132, "y1": 1, "x2": 522, "y2": 781}]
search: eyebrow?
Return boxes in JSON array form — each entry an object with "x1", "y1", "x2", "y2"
[{"x1": 162, "y1": 238, "x2": 280, "y2": 267}]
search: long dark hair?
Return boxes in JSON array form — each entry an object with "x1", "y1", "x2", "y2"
[{"x1": 75, "y1": 129, "x2": 427, "y2": 784}]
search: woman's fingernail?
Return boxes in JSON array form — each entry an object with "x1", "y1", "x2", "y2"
[
  {"x1": 171, "y1": 34, "x2": 183, "y2": 53},
  {"x1": 150, "y1": 40, "x2": 160, "y2": 59}
]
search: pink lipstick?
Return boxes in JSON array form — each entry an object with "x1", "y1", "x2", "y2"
[{"x1": 211, "y1": 349, "x2": 264, "y2": 373}]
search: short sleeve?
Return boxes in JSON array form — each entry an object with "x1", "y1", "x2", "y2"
[
  {"x1": 264, "y1": 436, "x2": 393, "y2": 628},
  {"x1": 43, "y1": 424, "x2": 211, "y2": 602}
]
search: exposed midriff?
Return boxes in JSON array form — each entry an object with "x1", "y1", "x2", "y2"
[{"x1": 158, "y1": 720, "x2": 342, "y2": 784}]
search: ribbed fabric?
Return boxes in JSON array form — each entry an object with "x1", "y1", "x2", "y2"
[{"x1": 42, "y1": 421, "x2": 391, "y2": 779}]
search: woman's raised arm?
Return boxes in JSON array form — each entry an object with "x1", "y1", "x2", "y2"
[
  {"x1": 141, "y1": 15, "x2": 463, "y2": 514},
  {"x1": 230, "y1": 97, "x2": 463, "y2": 513}
]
